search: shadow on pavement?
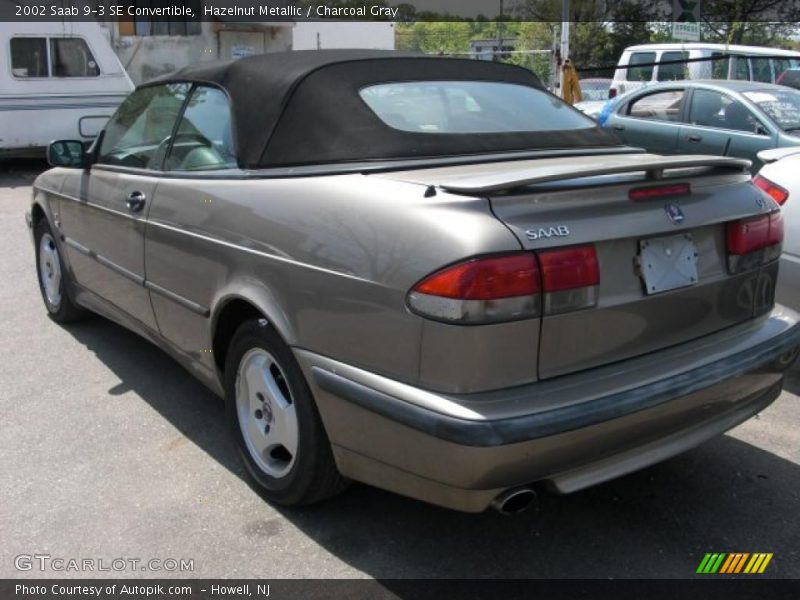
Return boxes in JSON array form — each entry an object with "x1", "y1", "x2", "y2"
[
  {"x1": 63, "y1": 315, "x2": 800, "y2": 579},
  {"x1": 0, "y1": 158, "x2": 48, "y2": 186}
]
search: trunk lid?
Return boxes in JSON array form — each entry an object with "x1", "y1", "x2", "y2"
[{"x1": 383, "y1": 153, "x2": 778, "y2": 380}]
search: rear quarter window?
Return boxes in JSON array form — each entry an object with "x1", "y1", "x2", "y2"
[{"x1": 50, "y1": 38, "x2": 99, "y2": 77}]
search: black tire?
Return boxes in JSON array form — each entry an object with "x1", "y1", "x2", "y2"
[
  {"x1": 33, "y1": 218, "x2": 90, "y2": 323},
  {"x1": 224, "y1": 318, "x2": 348, "y2": 506}
]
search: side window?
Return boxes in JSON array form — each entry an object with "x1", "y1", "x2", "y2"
[
  {"x1": 165, "y1": 86, "x2": 237, "y2": 171},
  {"x1": 628, "y1": 90, "x2": 685, "y2": 122},
  {"x1": 712, "y1": 53, "x2": 730, "y2": 79},
  {"x1": 774, "y1": 58, "x2": 793, "y2": 81},
  {"x1": 733, "y1": 56, "x2": 750, "y2": 81},
  {"x1": 751, "y1": 58, "x2": 772, "y2": 83},
  {"x1": 98, "y1": 83, "x2": 190, "y2": 169},
  {"x1": 657, "y1": 51, "x2": 688, "y2": 81},
  {"x1": 689, "y1": 89, "x2": 759, "y2": 133},
  {"x1": 626, "y1": 52, "x2": 656, "y2": 82},
  {"x1": 10, "y1": 38, "x2": 48, "y2": 77},
  {"x1": 688, "y1": 89, "x2": 726, "y2": 127},
  {"x1": 50, "y1": 38, "x2": 99, "y2": 77}
]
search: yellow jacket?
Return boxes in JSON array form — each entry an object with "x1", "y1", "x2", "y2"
[{"x1": 562, "y1": 62, "x2": 582, "y2": 105}]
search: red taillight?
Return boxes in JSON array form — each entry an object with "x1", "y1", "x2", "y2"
[
  {"x1": 753, "y1": 174, "x2": 789, "y2": 205},
  {"x1": 409, "y1": 247, "x2": 600, "y2": 323},
  {"x1": 538, "y1": 245, "x2": 600, "y2": 292},
  {"x1": 413, "y1": 254, "x2": 540, "y2": 299},
  {"x1": 726, "y1": 212, "x2": 783, "y2": 274},
  {"x1": 608, "y1": 88, "x2": 617, "y2": 99},
  {"x1": 629, "y1": 183, "x2": 690, "y2": 201},
  {"x1": 768, "y1": 211, "x2": 784, "y2": 246}
]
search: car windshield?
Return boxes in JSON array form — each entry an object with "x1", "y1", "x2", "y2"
[
  {"x1": 743, "y1": 88, "x2": 800, "y2": 132},
  {"x1": 359, "y1": 81, "x2": 595, "y2": 134}
]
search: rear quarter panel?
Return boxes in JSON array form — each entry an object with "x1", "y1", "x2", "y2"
[{"x1": 144, "y1": 173, "x2": 522, "y2": 387}]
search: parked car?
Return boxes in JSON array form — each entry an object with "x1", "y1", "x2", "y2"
[
  {"x1": 776, "y1": 67, "x2": 800, "y2": 90},
  {"x1": 574, "y1": 77, "x2": 612, "y2": 118},
  {"x1": 611, "y1": 43, "x2": 800, "y2": 99},
  {"x1": 0, "y1": 21, "x2": 133, "y2": 157},
  {"x1": 756, "y1": 147, "x2": 800, "y2": 315},
  {"x1": 28, "y1": 51, "x2": 800, "y2": 514},
  {"x1": 604, "y1": 80, "x2": 800, "y2": 170}
]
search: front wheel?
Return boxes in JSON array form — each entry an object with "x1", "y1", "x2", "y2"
[
  {"x1": 224, "y1": 319, "x2": 348, "y2": 506},
  {"x1": 34, "y1": 219, "x2": 89, "y2": 323}
]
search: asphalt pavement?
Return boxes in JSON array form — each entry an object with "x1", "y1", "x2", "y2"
[{"x1": 1, "y1": 160, "x2": 798, "y2": 579}]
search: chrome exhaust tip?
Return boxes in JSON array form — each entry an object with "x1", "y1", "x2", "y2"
[{"x1": 491, "y1": 487, "x2": 537, "y2": 515}]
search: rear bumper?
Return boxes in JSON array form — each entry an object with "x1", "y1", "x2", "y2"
[{"x1": 295, "y1": 306, "x2": 800, "y2": 512}]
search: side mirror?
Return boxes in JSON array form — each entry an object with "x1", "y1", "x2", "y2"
[{"x1": 47, "y1": 140, "x2": 87, "y2": 168}]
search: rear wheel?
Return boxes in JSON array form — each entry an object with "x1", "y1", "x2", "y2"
[
  {"x1": 224, "y1": 319, "x2": 347, "y2": 506},
  {"x1": 34, "y1": 219, "x2": 89, "y2": 323}
]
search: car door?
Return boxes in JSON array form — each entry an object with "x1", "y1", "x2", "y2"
[
  {"x1": 608, "y1": 88, "x2": 686, "y2": 154},
  {"x1": 144, "y1": 85, "x2": 238, "y2": 366},
  {"x1": 678, "y1": 88, "x2": 777, "y2": 168},
  {"x1": 58, "y1": 83, "x2": 190, "y2": 331}
]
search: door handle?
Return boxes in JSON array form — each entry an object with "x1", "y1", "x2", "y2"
[
  {"x1": 687, "y1": 134, "x2": 702, "y2": 142},
  {"x1": 613, "y1": 124, "x2": 625, "y2": 131},
  {"x1": 125, "y1": 191, "x2": 146, "y2": 213}
]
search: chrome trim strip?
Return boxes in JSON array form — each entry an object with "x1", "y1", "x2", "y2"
[
  {"x1": 89, "y1": 147, "x2": 642, "y2": 180},
  {"x1": 47, "y1": 188, "x2": 141, "y2": 222},
  {"x1": 63, "y1": 236, "x2": 144, "y2": 286},
  {"x1": 63, "y1": 236, "x2": 209, "y2": 317},
  {"x1": 145, "y1": 280, "x2": 210, "y2": 317}
]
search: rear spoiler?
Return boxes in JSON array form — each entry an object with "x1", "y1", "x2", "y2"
[
  {"x1": 438, "y1": 155, "x2": 751, "y2": 195},
  {"x1": 757, "y1": 147, "x2": 800, "y2": 164}
]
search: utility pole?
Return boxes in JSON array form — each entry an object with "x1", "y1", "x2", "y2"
[
  {"x1": 559, "y1": 0, "x2": 570, "y2": 95},
  {"x1": 496, "y1": 0, "x2": 504, "y2": 61}
]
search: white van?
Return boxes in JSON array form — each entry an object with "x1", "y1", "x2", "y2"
[
  {"x1": 611, "y1": 43, "x2": 800, "y2": 99},
  {"x1": 0, "y1": 21, "x2": 133, "y2": 157}
]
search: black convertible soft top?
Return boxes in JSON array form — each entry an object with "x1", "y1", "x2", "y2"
[{"x1": 152, "y1": 50, "x2": 621, "y2": 169}]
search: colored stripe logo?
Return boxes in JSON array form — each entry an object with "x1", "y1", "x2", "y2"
[{"x1": 697, "y1": 552, "x2": 773, "y2": 574}]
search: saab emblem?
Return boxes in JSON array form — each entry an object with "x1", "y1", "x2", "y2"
[
  {"x1": 525, "y1": 225, "x2": 570, "y2": 241},
  {"x1": 665, "y1": 203, "x2": 685, "y2": 225}
]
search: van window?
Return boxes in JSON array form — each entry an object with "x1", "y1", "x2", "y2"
[
  {"x1": 751, "y1": 58, "x2": 772, "y2": 83},
  {"x1": 165, "y1": 86, "x2": 237, "y2": 171},
  {"x1": 628, "y1": 90, "x2": 685, "y2": 121},
  {"x1": 775, "y1": 58, "x2": 794, "y2": 81},
  {"x1": 98, "y1": 83, "x2": 190, "y2": 169},
  {"x1": 733, "y1": 56, "x2": 750, "y2": 80},
  {"x1": 657, "y1": 51, "x2": 688, "y2": 81},
  {"x1": 10, "y1": 38, "x2": 48, "y2": 77},
  {"x1": 626, "y1": 52, "x2": 656, "y2": 82},
  {"x1": 50, "y1": 38, "x2": 99, "y2": 77},
  {"x1": 712, "y1": 53, "x2": 730, "y2": 79}
]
